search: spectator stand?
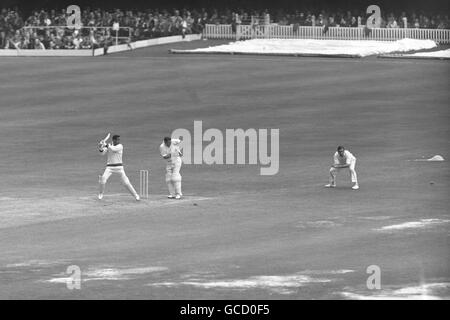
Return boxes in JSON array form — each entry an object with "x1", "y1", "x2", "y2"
[
  {"x1": 21, "y1": 25, "x2": 132, "y2": 49},
  {"x1": 1, "y1": 7, "x2": 449, "y2": 54},
  {"x1": 0, "y1": 7, "x2": 204, "y2": 56},
  {"x1": 0, "y1": 31, "x2": 201, "y2": 56}
]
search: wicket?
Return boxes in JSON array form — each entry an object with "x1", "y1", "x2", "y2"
[{"x1": 139, "y1": 170, "x2": 149, "y2": 199}]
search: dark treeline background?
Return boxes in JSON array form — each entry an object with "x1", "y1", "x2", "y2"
[{"x1": 2, "y1": 0, "x2": 449, "y2": 15}]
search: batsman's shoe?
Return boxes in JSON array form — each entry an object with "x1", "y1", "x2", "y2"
[
  {"x1": 167, "y1": 195, "x2": 175, "y2": 199},
  {"x1": 352, "y1": 184, "x2": 359, "y2": 190},
  {"x1": 135, "y1": 195, "x2": 141, "y2": 201},
  {"x1": 175, "y1": 194, "x2": 182, "y2": 200},
  {"x1": 324, "y1": 183, "x2": 336, "y2": 188},
  {"x1": 98, "y1": 193, "x2": 104, "y2": 200}
]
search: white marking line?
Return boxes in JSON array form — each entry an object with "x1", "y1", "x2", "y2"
[
  {"x1": 376, "y1": 219, "x2": 450, "y2": 231},
  {"x1": 83, "y1": 266, "x2": 168, "y2": 281},
  {"x1": 46, "y1": 277, "x2": 73, "y2": 284},
  {"x1": 151, "y1": 275, "x2": 330, "y2": 291},
  {"x1": 44, "y1": 266, "x2": 168, "y2": 283},
  {"x1": 149, "y1": 270, "x2": 354, "y2": 294},
  {"x1": 6, "y1": 259, "x2": 68, "y2": 268},
  {"x1": 340, "y1": 282, "x2": 450, "y2": 300},
  {"x1": 409, "y1": 155, "x2": 445, "y2": 162},
  {"x1": 301, "y1": 269, "x2": 355, "y2": 275}
]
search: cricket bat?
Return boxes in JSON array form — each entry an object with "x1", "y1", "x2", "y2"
[{"x1": 100, "y1": 133, "x2": 111, "y2": 144}]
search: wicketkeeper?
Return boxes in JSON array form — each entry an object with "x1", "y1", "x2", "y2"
[
  {"x1": 325, "y1": 146, "x2": 359, "y2": 190},
  {"x1": 160, "y1": 137, "x2": 183, "y2": 199}
]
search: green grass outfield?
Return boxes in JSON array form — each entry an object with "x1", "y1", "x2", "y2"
[{"x1": 0, "y1": 40, "x2": 449, "y2": 299}]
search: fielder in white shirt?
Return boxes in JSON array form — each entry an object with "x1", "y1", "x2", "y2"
[
  {"x1": 160, "y1": 137, "x2": 183, "y2": 199},
  {"x1": 325, "y1": 146, "x2": 359, "y2": 190},
  {"x1": 98, "y1": 134, "x2": 140, "y2": 200}
]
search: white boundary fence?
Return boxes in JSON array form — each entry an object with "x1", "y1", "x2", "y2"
[
  {"x1": 204, "y1": 24, "x2": 236, "y2": 39},
  {"x1": 204, "y1": 24, "x2": 450, "y2": 43},
  {"x1": 106, "y1": 34, "x2": 202, "y2": 54}
]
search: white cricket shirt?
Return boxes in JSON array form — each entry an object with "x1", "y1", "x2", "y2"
[
  {"x1": 160, "y1": 139, "x2": 182, "y2": 162},
  {"x1": 334, "y1": 150, "x2": 356, "y2": 165},
  {"x1": 101, "y1": 143, "x2": 123, "y2": 165}
]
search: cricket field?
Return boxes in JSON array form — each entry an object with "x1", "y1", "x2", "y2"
[{"x1": 0, "y1": 41, "x2": 449, "y2": 299}]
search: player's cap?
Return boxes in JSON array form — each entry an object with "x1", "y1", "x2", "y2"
[
  {"x1": 112, "y1": 134, "x2": 120, "y2": 140},
  {"x1": 337, "y1": 146, "x2": 345, "y2": 151}
]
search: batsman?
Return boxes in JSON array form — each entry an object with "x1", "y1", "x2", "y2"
[
  {"x1": 97, "y1": 133, "x2": 140, "y2": 200},
  {"x1": 160, "y1": 137, "x2": 183, "y2": 199}
]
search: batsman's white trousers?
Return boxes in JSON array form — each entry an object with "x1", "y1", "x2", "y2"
[
  {"x1": 166, "y1": 157, "x2": 182, "y2": 196},
  {"x1": 100, "y1": 166, "x2": 138, "y2": 197},
  {"x1": 167, "y1": 157, "x2": 182, "y2": 175},
  {"x1": 330, "y1": 160, "x2": 358, "y2": 184},
  {"x1": 101, "y1": 166, "x2": 131, "y2": 184}
]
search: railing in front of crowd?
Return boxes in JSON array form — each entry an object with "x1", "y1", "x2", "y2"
[
  {"x1": 203, "y1": 24, "x2": 450, "y2": 43},
  {"x1": 21, "y1": 26, "x2": 133, "y2": 47}
]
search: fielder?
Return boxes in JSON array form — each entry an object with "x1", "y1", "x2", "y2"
[
  {"x1": 325, "y1": 146, "x2": 359, "y2": 190},
  {"x1": 160, "y1": 137, "x2": 183, "y2": 199},
  {"x1": 98, "y1": 134, "x2": 140, "y2": 200}
]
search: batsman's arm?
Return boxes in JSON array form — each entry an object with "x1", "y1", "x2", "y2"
[
  {"x1": 171, "y1": 138, "x2": 183, "y2": 156},
  {"x1": 108, "y1": 144, "x2": 122, "y2": 152},
  {"x1": 98, "y1": 144, "x2": 107, "y2": 154},
  {"x1": 159, "y1": 145, "x2": 171, "y2": 159},
  {"x1": 97, "y1": 133, "x2": 110, "y2": 153}
]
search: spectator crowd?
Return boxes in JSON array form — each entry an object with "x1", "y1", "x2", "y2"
[{"x1": 1, "y1": 6, "x2": 449, "y2": 49}]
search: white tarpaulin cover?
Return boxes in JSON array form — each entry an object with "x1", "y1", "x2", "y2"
[
  {"x1": 174, "y1": 38, "x2": 437, "y2": 57},
  {"x1": 400, "y1": 49, "x2": 450, "y2": 59}
]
